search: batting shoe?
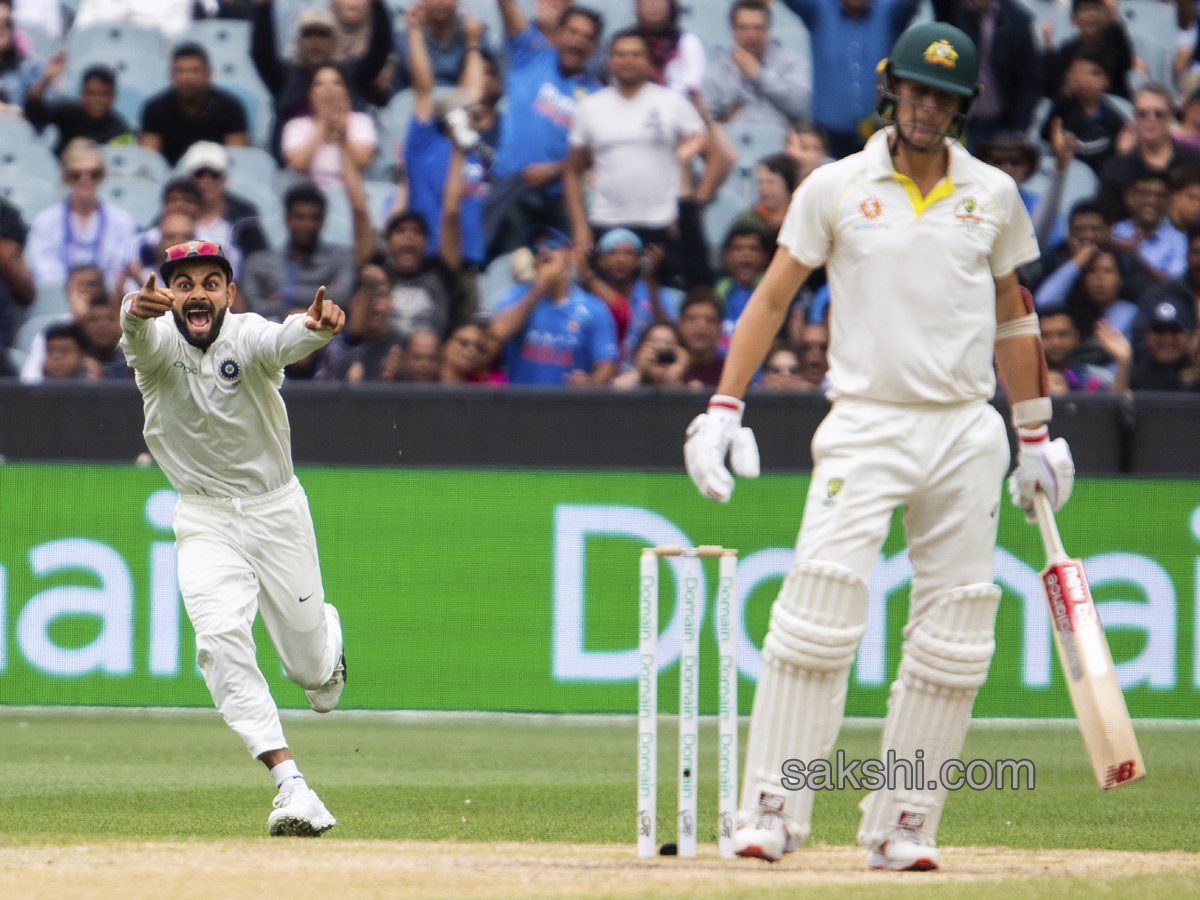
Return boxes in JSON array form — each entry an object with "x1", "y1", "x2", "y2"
[
  {"x1": 268, "y1": 784, "x2": 337, "y2": 837},
  {"x1": 306, "y1": 653, "x2": 346, "y2": 714},
  {"x1": 867, "y1": 827, "x2": 940, "y2": 871},
  {"x1": 733, "y1": 795, "x2": 801, "y2": 862}
]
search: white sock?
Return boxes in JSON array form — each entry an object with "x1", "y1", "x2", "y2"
[{"x1": 269, "y1": 759, "x2": 306, "y2": 792}]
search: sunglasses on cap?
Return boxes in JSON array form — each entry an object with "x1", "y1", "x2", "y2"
[
  {"x1": 166, "y1": 241, "x2": 222, "y2": 260},
  {"x1": 532, "y1": 237, "x2": 567, "y2": 253}
]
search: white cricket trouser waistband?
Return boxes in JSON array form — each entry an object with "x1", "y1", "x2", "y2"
[
  {"x1": 177, "y1": 477, "x2": 303, "y2": 513},
  {"x1": 831, "y1": 394, "x2": 990, "y2": 413}
]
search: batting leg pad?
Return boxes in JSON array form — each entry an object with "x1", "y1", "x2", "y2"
[
  {"x1": 740, "y1": 561, "x2": 868, "y2": 840},
  {"x1": 857, "y1": 583, "x2": 1001, "y2": 850}
]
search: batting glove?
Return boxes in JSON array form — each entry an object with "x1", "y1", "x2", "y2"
[
  {"x1": 1008, "y1": 425, "x2": 1075, "y2": 523},
  {"x1": 684, "y1": 395, "x2": 760, "y2": 503}
]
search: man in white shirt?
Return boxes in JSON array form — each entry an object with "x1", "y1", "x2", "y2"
[
  {"x1": 684, "y1": 23, "x2": 1075, "y2": 870},
  {"x1": 563, "y1": 28, "x2": 706, "y2": 260},
  {"x1": 121, "y1": 241, "x2": 348, "y2": 837}
]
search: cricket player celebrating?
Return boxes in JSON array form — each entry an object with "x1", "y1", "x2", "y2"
[
  {"x1": 121, "y1": 241, "x2": 347, "y2": 836},
  {"x1": 685, "y1": 23, "x2": 1075, "y2": 870}
]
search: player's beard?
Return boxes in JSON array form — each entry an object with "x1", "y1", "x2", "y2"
[{"x1": 173, "y1": 300, "x2": 227, "y2": 351}]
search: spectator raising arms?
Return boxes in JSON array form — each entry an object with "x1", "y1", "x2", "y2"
[
  {"x1": 282, "y1": 66, "x2": 378, "y2": 191},
  {"x1": 702, "y1": 0, "x2": 811, "y2": 128},
  {"x1": 564, "y1": 29, "x2": 707, "y2": 261},
  {"x1": 26, "y1": 138, "x2": 138, "y2": 290},
  {"x1": 778, "y1": 0, "x2": 919, "y2": 158},
  {"x1": 140, "y1": 44, "x2": 250, "y2": 166},
  {"x1": 252, "y1": 3, "x2": 392, "y2": 156},
  {"x1": 394, "y1": 0, "x2": 489, "y2": 90},
  {"x1": 404, "y1": 3, "x2": 489, "y2": 270},
  {"x1": 488, "y1": 226, "x2": 618, "y2": 385},
  {"x1": 24, "y1": 56, "x2": 135, "y2": 156},
  {"x1": 485, "y1": 0, "x2": 601, "y2": 259},
  {"x1": 634, "y1": 0, "x2": 706, "y2": 94}
]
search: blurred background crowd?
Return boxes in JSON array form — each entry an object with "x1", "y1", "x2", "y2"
[{"x1": 2, "y1": 0, "x2": 1199, "y2": 393}]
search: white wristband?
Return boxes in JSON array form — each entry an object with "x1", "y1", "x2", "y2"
[
  {"x1": 1011, "y1": 397, "x2": 1052, "y2": 427},
  {"x1": 709, "y1": 394, "x2": 744, "y2": 415},
  {"x1": 995, "y1": 312, "x2": 1040, "y2": 342}
]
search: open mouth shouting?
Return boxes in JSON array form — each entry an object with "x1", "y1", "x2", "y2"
[
  {"x1": 183, "y1": 301, "x2": 215, "y2": 337},
  {"x1": 173, "y1": 298, "x2": 225, "y2": 350}
]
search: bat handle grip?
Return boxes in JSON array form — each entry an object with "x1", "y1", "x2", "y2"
[{"x1": 1033, "y1": 488, "x2": 1065, "y2": 562}]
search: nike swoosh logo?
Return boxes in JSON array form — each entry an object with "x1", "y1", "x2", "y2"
[{"x1": 299, "y1": 594, "x2": 312, "y2": 603}]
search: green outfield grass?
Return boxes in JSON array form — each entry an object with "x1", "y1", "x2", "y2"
[{"x1": 0, "y1": 709, "x2": 1196, "y2": 852}]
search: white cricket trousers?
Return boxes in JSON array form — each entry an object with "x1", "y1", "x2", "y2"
[
  {"x1": 173, "y1": 477, "x2": 343, "y2": 759},
  {"x1": 797, "y1": 397, "x2": 1011, "y2": 599}
]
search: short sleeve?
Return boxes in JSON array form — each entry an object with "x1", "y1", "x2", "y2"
[
  {"x1": 507, "y1": 25, "x2": 542, "y2": 71},
  {"x1": 588, "y1": 300, "x2": 619, "y2": 363},
  {"x1": 568, "y1": 95, "x2": 592, "y2": 148},
  {"x1": 348, "y1": 112, "x2": 378, "y2": 148},
  {"x1": 405, "y1": 115, "x2": 440, "y2": 158},
  {"x1": 218, "y1": 91, "x2": 249, "y2": 134},
  {"x1": 776, "y1": 165, "x2": 840, "y2": 269},
  {"x1": 672, "y1": 90, "x2": 705, "y2": 138},
  {"x1": 281, "y1": 116, "x2": 316, "y2": 155},
  {"x1": 989, "y1": 178, "x2": 1042, "y2": 278},
  {"x1": 140, "y1": 94, "x2": 168, "y2": 134},
  {"x1": 494, "y1": 284, "x2": 527, "y2": 312}
]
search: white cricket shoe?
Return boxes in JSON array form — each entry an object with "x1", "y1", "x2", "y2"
[
  {"x1": 306, "y1": 653, "x2": 346, "y2": 714},
  {"x1": 268, "y1": 785, "x2": 337, "y2": 837},
  {"x1": 733, "y1": 796, "x2": 801, "y2": 862},
  {"x1": 867, "y1": 827, "x2": 940, "y2": 871}
]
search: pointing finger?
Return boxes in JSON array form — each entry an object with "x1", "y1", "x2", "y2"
[{"x1": 314, "y1": 285, "x2": 326, "y2": 319}]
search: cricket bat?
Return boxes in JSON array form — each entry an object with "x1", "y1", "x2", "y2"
[{"x1": 1034, "y1": 489, "x2": 1146, "y2": 789}]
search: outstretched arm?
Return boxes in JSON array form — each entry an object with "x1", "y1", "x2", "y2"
[{"x1": 496, "y1": 0, "x2": 528, "y2": 38}]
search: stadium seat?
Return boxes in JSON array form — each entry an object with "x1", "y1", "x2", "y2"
[
  {"x1": 102, "y1": 145, "x2": 168, "y2": 184},
  {"x1": 480, "y1": 252, "x2": 517, "y2": 313},
  {"x1": 1014, "y1": 0, "x2": 1072, "y2": 45},
  {"x1": 1023, "y1": 157, "x2": 1101, "y2": 223},
  {"x1": 319, "y1": 186, "x2": 354, "y2": 247},
  {"x1": 0, "y1": 179, "x2": 57, "y2": 224},
  {"x1": 227, "y1": 175, "x2": 284, "y2": 226},
  {"x1": 99, "y1": 175, "x2": 162, "y2": 229},
  {"x1": 19, "y1": 23, "x2": 56, "y2": 62},
  {"x1": 186, "y1": 19, "x2": 252, "y2": 61},
  {"x1": 1119, "y1": 0, "x2": 1178, "y2": 41},
  {"x1": 16, "y1": 313, "x2": 70, "y2": 355},
  {"x1": 702, "y1": 186, "x2": 746, "y2": 257},
  {"x1": 272, "y1": 0, "x2": 330, "y2": 56},
  {"x1": 362, "y1": 179, "x2": 400, "y2": 229},
  {"x1": 1104, "y1": 92, "x2": 1134, "y2": 121},
  {"x1": 24, "y1": 281, "x2": 70, "y2": 321},
  {"x1": 215, "y1": 78, "x2": 275, "y2": 149},
  {"x1": 8, "y1": 346, "x2": 26, "y2": 374},
  {"x1": 0, "y1": 116, "x2": 36, "y2": 147},
  {"x1": 64, "y1": 24, "x2": 168, "y2": 78},
  {"x1": 0, "y1": 141, "x2": 59, "y2": 186},
  {"x1": 725, "y1": 122, "x2": 788, "y2": 167},
  {"x1": 224, "y1": 146, "x2": 281, "y2": 191},
  {"x1": 1127, "y1": 28, "x2": 1173, "y2": 85}
]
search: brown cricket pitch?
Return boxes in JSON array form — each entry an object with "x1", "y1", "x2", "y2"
[{"x1": 1, "y1": 841, "x2": 1199, "y2": 900}]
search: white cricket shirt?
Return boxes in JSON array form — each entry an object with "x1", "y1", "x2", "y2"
[
  {"x1": 778, "y1": 128, "x2": 1041, "y2": 405},
  {"x1": 569, "y1": 83, "x2": 705, "y2": 228},
  {"x1": 120, "y1": 303, "x2": 333, "y2": 498}
]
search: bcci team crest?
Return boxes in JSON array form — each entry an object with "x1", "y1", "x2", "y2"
[
  {"x1": 219, "y1": 358, "x2": 241, "y2": 381},
  {"x1": 923, "y1": 40, "x2": 959, "y2": 68}
]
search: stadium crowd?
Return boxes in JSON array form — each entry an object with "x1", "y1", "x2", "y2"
[{"x1": 2, "y1": 0, "x2": 1200, "y2": 392}]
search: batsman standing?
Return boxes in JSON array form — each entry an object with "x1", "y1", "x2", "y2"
[
  {"x1": 684, "y1": 23, "x2": 1075, "y2": 870},
  {"x1": 121, "y1": 241, "x2": 347, "y2": 836}
]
